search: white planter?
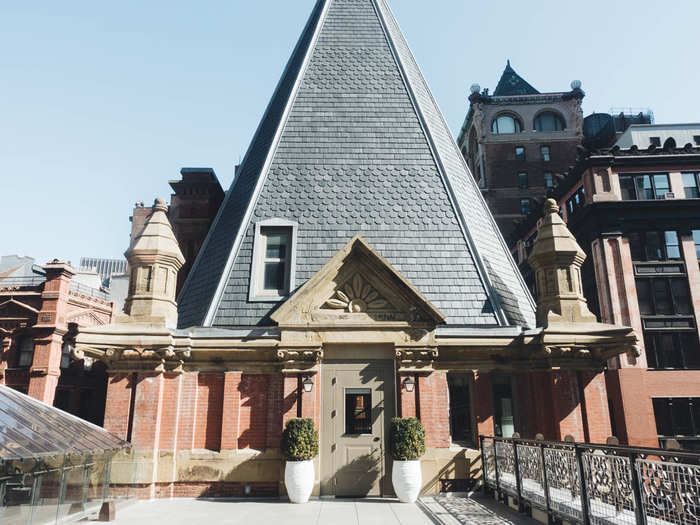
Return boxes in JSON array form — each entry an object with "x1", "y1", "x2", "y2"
[
  {"x1": 284, "y1": 459, "x2": 314, "y2": 504},
  {"x1": 392, "y1": 460, "x2": 422, "y2": 503}
]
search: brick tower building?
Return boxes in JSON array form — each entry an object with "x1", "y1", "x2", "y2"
[
  {"x1": 457, "y1": 63, "x2": 585, "y2": 241},
  {"x1": 76, "y1": 0, "x2": 636, "y2": 499}
]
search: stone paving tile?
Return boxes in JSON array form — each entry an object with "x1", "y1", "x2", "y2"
[
  {"x1": 107, "y1": 494, "x2": 535, "y2": 525},
  {"x1": 418, "y1": 495, "x2": 538, "y2": 525}
]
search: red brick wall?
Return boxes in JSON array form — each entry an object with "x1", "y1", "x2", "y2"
[
  {"x1": 131, "y1": 373, "x2": 164, "y2": 450},
  {"x1": 282, "y1": 374, "x2": 298, "y2": 428},
  {"x1": 418, "y1": 372, "x2": 450, "y2": 448},
  {"x1": 176, "y1": 373, "x2": 197, "y2": 450},
  {"x1": 398, "y1": 373, "x2": 417, "y2": 419},
  {"x1": 238, "y1": 374, "x2": 269, "y2": 450},
  {"x1": 580, "y1": 371, "x2": 612, "y2": 444},
  {"x1": 551, "y1": 371, "x2": 584, "y2": 442},
  {"x1": 103, "y1": 373, "x2": 132, "y2": 439},
  {"x1": 194, "y1": 373, "x2": 224, "y2": 450},
  {"x1": 158, "y1": 374, "x2": 181, "y2": 450},
  {"x1": 221, "y1": 372, "x2": 242, "y2": 450},
  {"x1": 265, "y1": 374, "x2": 284, "y2": 449}
]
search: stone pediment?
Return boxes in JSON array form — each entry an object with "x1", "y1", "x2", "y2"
[
  {"x1": 271, "y1": 236, "x2": 445, "y2": 327},
  {"x1": 0, "y1": 299, "x2": 39, "y2": 316}
]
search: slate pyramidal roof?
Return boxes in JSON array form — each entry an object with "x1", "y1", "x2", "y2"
[
  {"x1": 178, "y1": 0, "x2": 536, "y2": 330},
  {"x1": 493, "y1": 60, "x2": 540, "y2": 97}
]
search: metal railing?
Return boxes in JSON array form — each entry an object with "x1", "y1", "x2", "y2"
[
  {"x1": 0, "y1": 276, "x2": 45, "y2": 289},
  {"x1": 69, "y1": 281, "x2": 110, "y2": 302},
  {"x1": 480, "y1": 435, "x2": 700, "y2": 525}
]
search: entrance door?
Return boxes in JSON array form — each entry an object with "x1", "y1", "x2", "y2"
[{"x1": 320, "y1": 360, "x2": 394, "y2": 497}]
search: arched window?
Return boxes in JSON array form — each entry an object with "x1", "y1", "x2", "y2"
[
  {"x1": 534, "y1": 112, "x2": 566, "y2": 132},
  {"x1": 492, "y1": 114, "x2": 522, "y2": 134},
  {"x1": 663, "y1": 137, "x2": 677, "y2": 150}
]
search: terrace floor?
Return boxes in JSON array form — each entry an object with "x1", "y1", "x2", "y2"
[{"x1": 106, "y1": 494, "x2": 537, "y2": 525}]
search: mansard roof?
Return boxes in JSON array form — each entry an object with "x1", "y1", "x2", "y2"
[
  {"x1": 493, "y1": 61, "x2": 540, "y2": 97},
  {"x1": 177, "y1": 0, "x2": 536, "y2": 329}
]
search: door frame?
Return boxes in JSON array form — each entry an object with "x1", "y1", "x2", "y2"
[{"x1": 320, "y1": 358, "x2": 396, "y2": 497}]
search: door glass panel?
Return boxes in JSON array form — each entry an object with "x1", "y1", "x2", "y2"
[{"x1": 345, "y1": 388, "x2": 372, "y2": 435}]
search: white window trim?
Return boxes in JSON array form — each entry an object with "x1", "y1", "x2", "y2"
[{"x1": 249, "y1": 218, "x2": 298, "y2": 302}]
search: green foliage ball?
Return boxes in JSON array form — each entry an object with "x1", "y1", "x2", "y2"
[
  {"x1": 281, "y1": 418, "x2": 319, "y2": 461},
  {"x1": 390, "y1": 417, "x2": 426, "y2": 461}
]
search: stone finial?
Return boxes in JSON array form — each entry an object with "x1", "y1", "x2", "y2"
[
  {"x1": 528, "y1": 199, "x2": 597, "y2": 327},
  {"x1": 121, "y1": 198, "x2": 184, "y2": 328}
]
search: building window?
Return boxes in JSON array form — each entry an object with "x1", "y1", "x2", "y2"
[
  {"x1": 520, "y1": 198, "x2": 531, "y2": 215},
  {"x1": 250, "y1": 219, "x2": 298, "y2": 301},
  {"x1": 635, "y1": 277, "x2": 692, "y2": 316},
  {"x1": 447, "y1": 374, "x2": 473, "y2": 445},
  {"x1": 650, "y1": 137, "x2": 662, "y2": 147},
  {"x1": 61, "y1": 341, "x2": 73, "y2": 369},
  {"x1": 518, "y1": 173, "x2": 528, "y2": 189},
  {"x1": 694, "y1": 135, "x2": 700, "y2": 146},
  {"x1": 645, "y1": 332, "x2": 700, "y2": 369},
  {"x1": 683, "y1": 172, "x2": 700, "y2": 198},
  {"x1": 540, "y1": 145, "x2": 551, "y2": 162},
  {"x1": 653, "y1": 398, "x2": 700, "y2": 451},
  {"x1": 17, "y1": 337, "x2": 34, "y2": 368},
  {"x1": 534, "y1": 112, "x2": 565, "y2": 132},
  {"x1": 693, "y1": 231, "x2": 700, "y2": 259},
  {"x1": 493, "y1": 377, "x2": 515, "y2": 438},
  {"x1": 515, "y1": 147, "x2": 525, "y2": 161},
  {"x1": 619, "y1": 173, "x2": 671, "y2": 200},
  {"x1": 492, "y1": 115, "x2": 522, "y2": 134},
  {"x1": 544, "y1": 172, "x2": 554, "y2": 188},
  {"x1": 628, "y1": 231, "x2": 682, "y2": 261},
  {"x1": 566, "y1": 186, "x2": 585, "y2": 215},
  {"x1": 345, "y1": 388, "x2": 372, "y2": 435}
]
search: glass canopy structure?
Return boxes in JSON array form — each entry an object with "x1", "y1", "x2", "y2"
[{"x1": 0, "y1": 385, "x2": 129, "y2": 524}]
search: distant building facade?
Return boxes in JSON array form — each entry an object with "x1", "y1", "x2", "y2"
[
  {"x1": 511, "y1": 123, "x2": 700, "y2": 450},
  {"x1": 0, "y1": 256, "x2": 115, "y2": 424},
  {"x1": 457, "y1": 62, "x2": 585, "y2": 240}
]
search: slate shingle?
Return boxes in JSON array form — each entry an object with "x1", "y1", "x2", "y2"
[{"x1": 177, "y1": 0, "x2": 536, "y2": 329}]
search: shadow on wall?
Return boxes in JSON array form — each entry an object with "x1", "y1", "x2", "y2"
[
  {"x1": 326, "y1": 454, "x2": 381, "y2": 497},
  {"x1": 421, "y1": 451, "x2": 481, "y2": 494}
]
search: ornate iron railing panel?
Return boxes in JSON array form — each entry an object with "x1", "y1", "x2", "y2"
[
  {"x1": 480, "y1": 435, "x2": 700, "y2": 525},
  {"x1": 494, "y1": 441, "x2": 517, "y2": 496},
  {"x1": 516, "y1": 444, "x2": 546, "y2": 509},
  {"x1": 637, "y1": 457, "x2": 700, "y2": 524},
  {"x1": 481, "y1": 438, "x2": 496, "y2": 486},
  {"x1": 544, "y1": 446, "x2": 583, "y2": 521},
  {"x1": 582, "y1": 451, "x2": 636, "y2": 524}
]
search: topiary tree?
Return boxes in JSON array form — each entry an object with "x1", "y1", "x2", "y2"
[
  {"x1": 281, "y1": 418, "x2": 319, "y2": 461},
  {"x1": 390, "y1": 417, "x2": 426, "y2": 461}
]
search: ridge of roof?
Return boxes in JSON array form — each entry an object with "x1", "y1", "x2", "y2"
[{"x1": 493, "y1": 60, "x2": 540, "y2": 97}]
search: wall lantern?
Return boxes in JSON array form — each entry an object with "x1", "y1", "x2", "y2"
[
  {"x1": 403, "y1": 376, "x2": 415, "y2": 392},
  {"x1": 302, "y1": 376, "x2": 314, "y2": 393}
]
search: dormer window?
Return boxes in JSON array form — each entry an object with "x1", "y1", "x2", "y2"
[{"x1": 250, "y1": 219, "x2": 298, "y2": 301}]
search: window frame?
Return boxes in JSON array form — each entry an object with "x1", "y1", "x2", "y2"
[
  {"x1": 518, "y1": 172, "x2": 528, "y2": 189},
  {"x1": 514, "y1": 146, "x2": 526, "y2": 161},
  {"x1": 520, "y1": 198, "x2": 531, "y2": 215},
  {"x1": 544, "y1": 172, "x2": 554, "y2": 188},
  {"x1": 16, "y1": 337, "x2": 34, "y2": 368},
  {"x1": 540, "y1": 145, "x2": 551, "y2": 162},
  {"x1": 652, "y1": 397, "x2": 700, "y2": 450},
  {"x1": 491, "y1": 114, "x2": 522, "y2": 135},
  {"x1": 249, "y1": 218, "x2": 298, "y2": 302},
  {"x1": 628, "y1": 231, "x2": 682, "y2": 262},
  {"x1": 533, "y1": 111, "x2": 566, "y2": 132},
  {"x1": 682, "y1": 172, "x2": 700, "y2": 199},
  {"x1": 619, "y1": 173, "x2": 671, "y2": 200},
  {"x1": 447, "y1": 373, "x2": 475, "y2": 447}
]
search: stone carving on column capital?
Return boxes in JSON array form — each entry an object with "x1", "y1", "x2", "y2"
[
  {"x1": 276, "y1": 347, "x2": 323, "y2": 363},
  {"x1": 395, "y1": 347, "x2": 438, "y2": 362}
]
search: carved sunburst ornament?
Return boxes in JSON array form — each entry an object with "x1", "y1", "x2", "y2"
[{"x1": 325, "y1": 274, "x2": 388, "y2": 313}]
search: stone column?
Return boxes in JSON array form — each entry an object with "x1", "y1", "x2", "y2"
[
  {"x1": 131, "y1": 373, "x2": 165, "y2": 499},
  {"x1": 0, "y1": 335, "x2": 10, "y2": 385},
  {"x1": 103, "y1": 373, "x2": 134, "y2": 439},
  {"x1": 473, "y1": 371, "x2": 494, "y2": 438},
  {"x1": 681, "y1": 233, "x2": 700, "y2": 342},
  {"x1": 221, "y1": 372, "x2": 242, "y2": 450},
  {"x1": 27, "y1": 332, "x2": 62, "y2": 404}
]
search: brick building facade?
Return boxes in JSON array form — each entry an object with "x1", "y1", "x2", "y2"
[
  {"x1": 75, "y1": 0, "x2": 636, "y2": 500},
  {"x1": 511, "y1": 125, "x2": 700, "y2": 450},
  {"x1": 0, "y1": 256, "x2": 116, "y2": 424},
  {"x1": 456, "y1": 63, "x2": 585, "y2": 241}
]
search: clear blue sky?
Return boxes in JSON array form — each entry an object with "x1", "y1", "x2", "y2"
[{"x1": 2, "y1": 0, "x2": 698, "y2": 267}]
